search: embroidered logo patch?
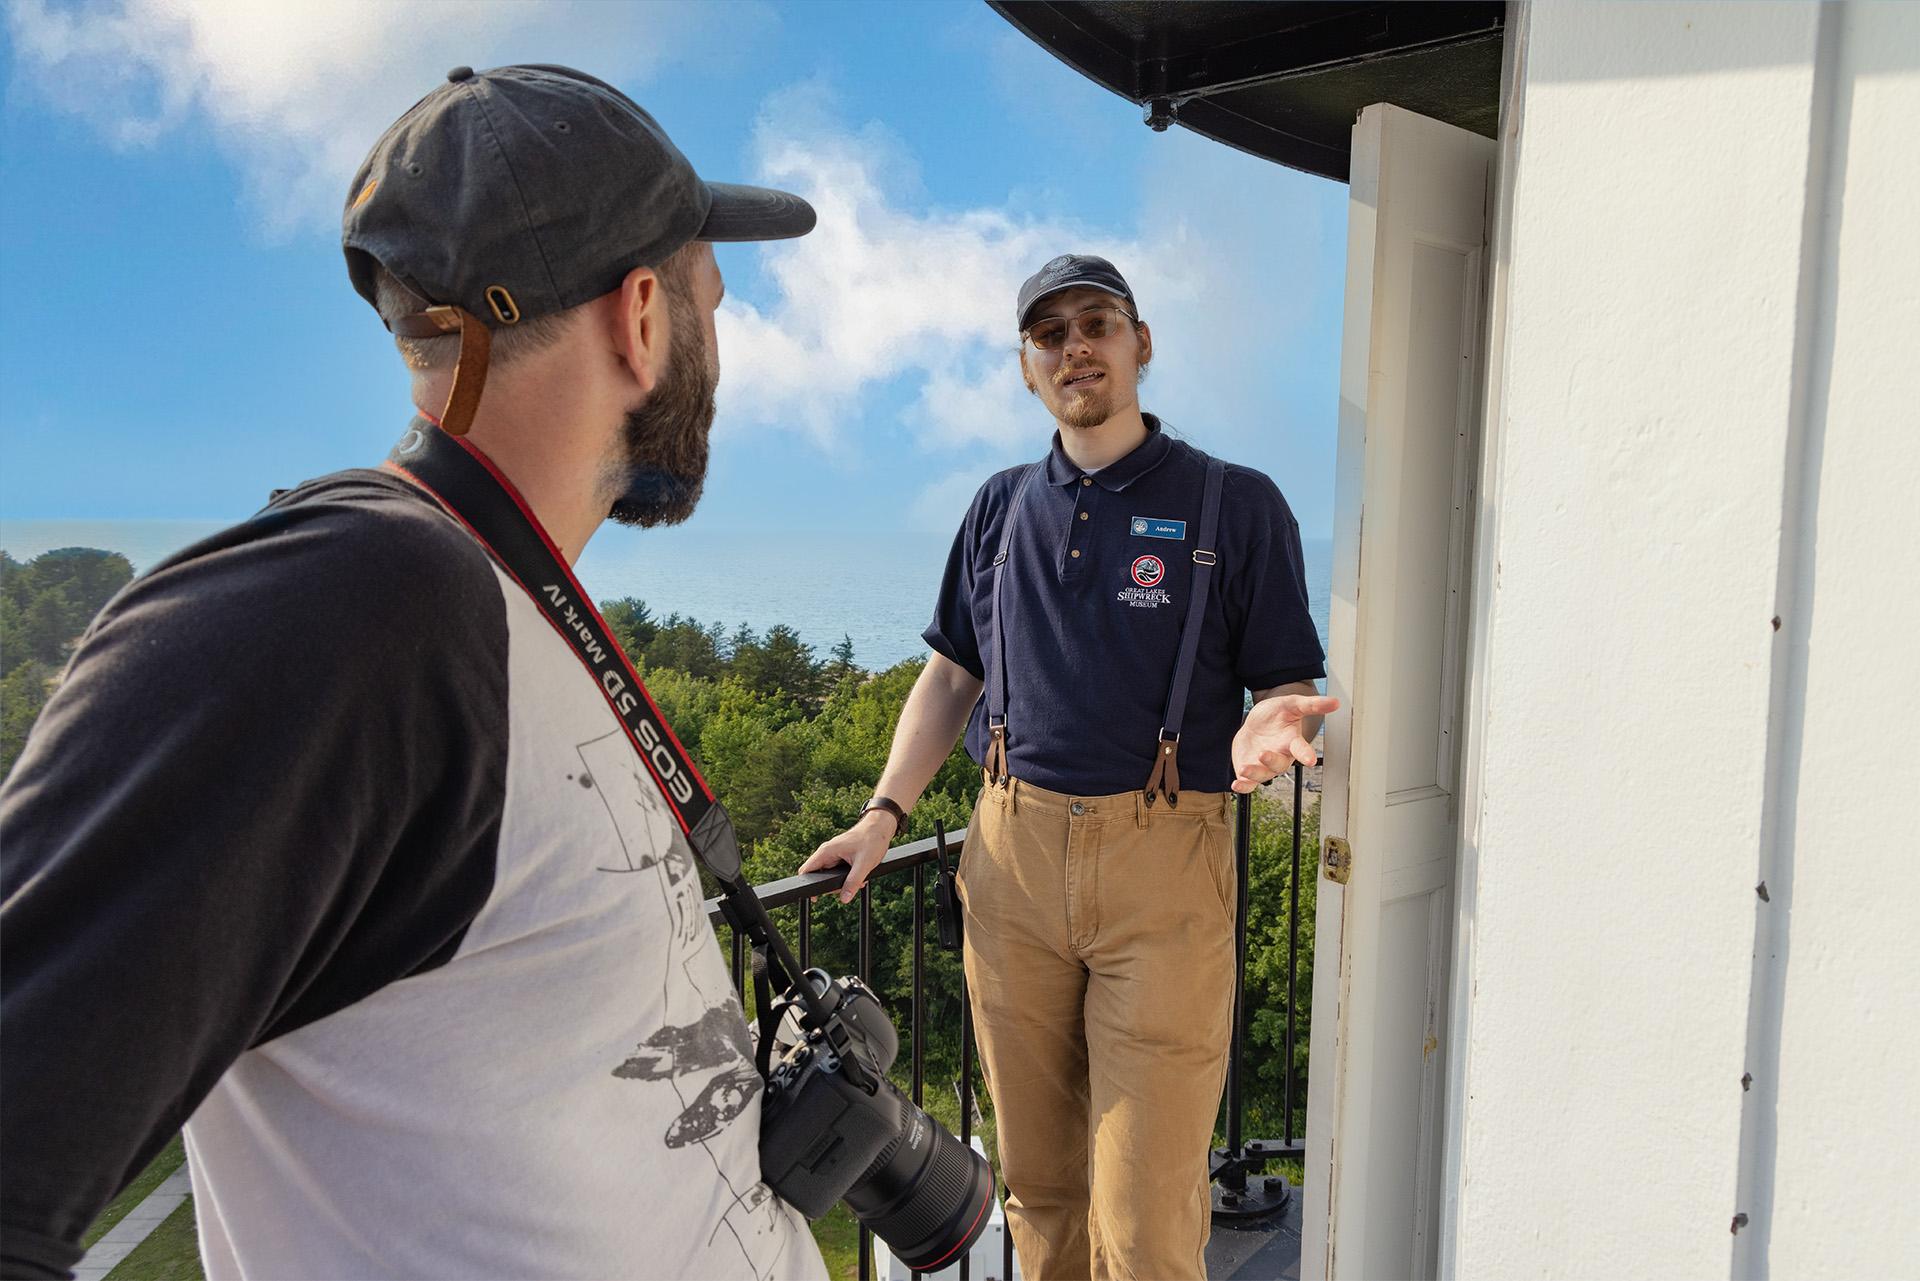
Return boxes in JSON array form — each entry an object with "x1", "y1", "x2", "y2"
[
  {"x1": 1130, "y1": 516, "x2": 1187, "y2": 540},
  {"x1": 1131, "y1": 555, "x2": 1165, "y2": 587}
]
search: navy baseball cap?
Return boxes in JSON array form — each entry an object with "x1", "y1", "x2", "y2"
[
  {"x1": 343, "y1": 63, "x2": 816, "y2": 328},
  {"x1": 1016, "y1": 254, "x2": 1137, "y2": 331}
]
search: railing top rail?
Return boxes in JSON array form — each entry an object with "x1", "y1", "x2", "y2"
[{"x1": 703, "y1": 827, "x2": 972, "y2": 925}]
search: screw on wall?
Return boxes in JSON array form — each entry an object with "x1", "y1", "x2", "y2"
[
  {"x1": 1731, "y1": 1212, "x2": 1750, "y2": 1234},
  {"x1": 1756, "y1": 882, "x2": 1770, "y2": 901},
  {"x1": 1772, "y1": 616, "x2": 1782, "y2": 631},
  {"x1": 1741, "y1": 1072, "x2": 1752, "y2": 1091}
]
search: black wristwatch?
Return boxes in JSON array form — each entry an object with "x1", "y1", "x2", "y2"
[{"x1": 858, "y1": 795, "x2": 909, "y2": 838}]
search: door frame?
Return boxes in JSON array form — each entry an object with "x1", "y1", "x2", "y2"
[{"x1": 1436, "y1": 4, "x2": 1528, "y2": 1274}]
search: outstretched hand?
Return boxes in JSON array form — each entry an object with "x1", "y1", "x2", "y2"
[{"x1": 1230, "y1": 693, "x2": 1340, "y2": 794}]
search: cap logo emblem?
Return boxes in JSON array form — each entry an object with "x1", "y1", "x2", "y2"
[
  {"x1": 351, "y1": 179, "x2": 378, "y2": 210},
  {"x1": 1131, "y1": 555, "x2": 1165, "y2": 587}
]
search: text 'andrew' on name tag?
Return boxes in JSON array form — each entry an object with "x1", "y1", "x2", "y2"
[{"x1": 1129, "y1": 517, "x2": 1187, "y2": 540}]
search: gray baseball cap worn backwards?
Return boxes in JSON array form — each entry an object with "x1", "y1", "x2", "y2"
[{"x1": 342, "y1": 63, "x2": 816, "y2": 436}]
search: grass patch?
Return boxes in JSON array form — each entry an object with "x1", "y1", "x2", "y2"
[
  {"x1": 812, "y1": 1203, "x2": 861, "y2": 1279},
  {"x1": 104, "y1": 1196, "x2": 201, "y2": 1281},
  {"x1": 82, "y1": 1135, "x2": 185, "y2": 1250}
]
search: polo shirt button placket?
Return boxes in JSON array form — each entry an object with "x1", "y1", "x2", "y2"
[{"x1": 1065, "y1": 475, "x2": 1095, "y2": 579}]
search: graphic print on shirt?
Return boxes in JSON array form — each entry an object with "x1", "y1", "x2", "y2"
[
  {"x1": 574, "y1": 727, "x2": 789, "y2": 1280},
  {"x1": 574, "y1": 729, "x2": 679, "y2": 874}
]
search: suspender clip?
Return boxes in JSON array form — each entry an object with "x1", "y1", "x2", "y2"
[
  {"x1": 985, "y1": 719, "x2": 1009, "y2": 787},
  {"x1": 1144, "y1": 730, "x2": 1182, "y2": 808}
]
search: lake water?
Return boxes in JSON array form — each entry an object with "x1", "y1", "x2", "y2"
[{"x1": 1, "y1": 518, "x2": 1332, "y2": 672}]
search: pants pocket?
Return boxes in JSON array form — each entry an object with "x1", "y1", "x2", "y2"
[
  {"x1": 958, "y1": 786, "x2": 998, "y2": 899},
  {"x1": 1201, "y1": 821, "x2": 1236, "y2": 927}
]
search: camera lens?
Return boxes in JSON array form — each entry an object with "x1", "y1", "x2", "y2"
[{"x1": 843, "y1": 1082, "x2": 995, "y2": 1273}]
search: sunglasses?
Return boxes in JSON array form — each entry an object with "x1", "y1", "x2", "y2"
[{"x1": 1022, "y1": 305, "x2": 1139, "y2": 351}]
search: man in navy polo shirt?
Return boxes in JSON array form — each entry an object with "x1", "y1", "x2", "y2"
[{"x1": 803, "y1": 255, "x2": 1334, "y2": 1280}]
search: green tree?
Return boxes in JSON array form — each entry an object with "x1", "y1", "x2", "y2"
[
  {"x1": 732, "y1": 624, "x2": 824, "y2": 711},
  {"x1": 644, "y1": 614, "x2": 725, "y2": 680},
  {"x1": 1, "y1": 547, "x2": 136, "y2": 780},
  {"x1": 826, "y1": 635, "x2": 858, "y2": 685},
  {"x1": 0, "y1": 547, "x2": 133, "y2": 678},
  {"x1": 0, "y1": 660, "x2": 55, "y2": 781},
  {"x1": 599, "y1": 597, "x2": 657, "y2": 658}
]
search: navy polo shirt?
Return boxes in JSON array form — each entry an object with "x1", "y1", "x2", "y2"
[{"x1": 924, "y1": 415, "x2": 1325, "y2": 796}]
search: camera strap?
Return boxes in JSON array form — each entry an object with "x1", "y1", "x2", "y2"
[{"x1": 384, "y1": 417, "x2": 855, "y2": 1053}]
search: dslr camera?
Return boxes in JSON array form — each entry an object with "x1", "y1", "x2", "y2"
[{"x1": 756, "y1": 966, "x2": 994, "y2": 1273}]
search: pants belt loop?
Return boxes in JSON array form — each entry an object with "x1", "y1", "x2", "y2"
[
  {"x1": 1135, "y1": 791, "x2": 1150, "y2": 830},
  {"x1": 1007, "y1": 775, "x2": 1019, "y2": 816}
]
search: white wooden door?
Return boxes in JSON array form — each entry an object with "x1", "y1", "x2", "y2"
[{"x1": 1302, "y1": 103, "x2": 1493, "y2": 1281}]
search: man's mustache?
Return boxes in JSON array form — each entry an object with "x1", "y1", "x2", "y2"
[{"x1": 1051, "y1": 363, "x2": 1107, "y2": 387}]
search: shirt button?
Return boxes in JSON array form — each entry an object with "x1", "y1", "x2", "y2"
[
  {"x1": 1081, "y1": 477, "x2": 1092, "y2": 487},
  {"x1": 1071, "y1": 801, "x2": 1085, "y2": 816},
  {"x1": 1079, "y1": 512, "x2": 1089, "y2": 521},
  {"x1": 1070, "y1": 549, "x2": 1081, "y2": 558}
]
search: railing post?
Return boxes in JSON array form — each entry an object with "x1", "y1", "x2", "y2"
[
  {"x1": 798, "y1": 896, "x2": 811, "y2": 972},
  {"x1": 959, "y1": 970, "x2": 975, "y2": 1281},
  {"x1": 859, "y1": 884, "x2": 873, "y2": 1280},
  {"x1": 912, "y1": 864, "x2": 925, "y2": 1106},
  {"x1": 1285, "y1": 761, "x2": 1303, "y2": 1144}
]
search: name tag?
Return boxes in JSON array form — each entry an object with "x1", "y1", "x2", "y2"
[{"x1": 1129, "y1": 516, "x2": 1187, "y2": 540}]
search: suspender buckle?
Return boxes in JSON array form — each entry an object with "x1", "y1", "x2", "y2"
[{"x1": 1192, "y1": 549, "x2": 1217, "y2": 566}]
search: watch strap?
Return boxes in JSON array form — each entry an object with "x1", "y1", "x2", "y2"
[{"x1": 860, "y1": 795, "x2": 909, "y2": 837}]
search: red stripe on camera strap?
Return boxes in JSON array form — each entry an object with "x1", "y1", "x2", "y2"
[{"x1": 382, "y1": 417, "x2": 717, "y2": 836}]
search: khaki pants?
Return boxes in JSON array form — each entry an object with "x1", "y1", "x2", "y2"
[{"x1": 958, "y1": 774, "x2": 1237, "y2": 1281}]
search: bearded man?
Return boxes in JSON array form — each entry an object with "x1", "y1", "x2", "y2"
[
  {"x1": 1, "y1": 65, "x2": 827, "y2": 1281},
  {"x1": 803, "y1": 255, "x2": 1335, "y2": 1280}
]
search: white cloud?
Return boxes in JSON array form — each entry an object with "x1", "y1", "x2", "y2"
[
  {"x1": 4, "y1": 0, "x2": 763, "y2": 236},
  {"x1": 714, "y1": 88, "x2": 1339, "y2": 525},
  {"x1": 712, "y1": 82, "x2": 1141, "y2": 474},
  {"x1": 713, "y1": 83, "x2": 1115, "y2": 456}
]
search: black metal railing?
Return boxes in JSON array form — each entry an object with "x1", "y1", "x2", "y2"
[{"x1": 705, "y1": 761, "x2": 1311, "y2": 1278}]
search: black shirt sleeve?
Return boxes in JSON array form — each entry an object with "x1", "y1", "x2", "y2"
[
  {"x1": 0, "y1": 474, "x2": 508, "y2": 1276},
  {"x1": 1224, "y1": 468, "x2": 1327, "y2": 691}
]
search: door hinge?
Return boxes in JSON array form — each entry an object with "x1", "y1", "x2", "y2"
[{"x1": 1323, "y1": 836, "x2": 1352, "y2": 885}]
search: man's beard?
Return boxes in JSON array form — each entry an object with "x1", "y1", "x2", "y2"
[
  {"x1": 606, "y1": 308, "x2": 718, "y2": 528},
  {"x1": 1050, "y1": 364, "x2": 1116, "y2": 430}
]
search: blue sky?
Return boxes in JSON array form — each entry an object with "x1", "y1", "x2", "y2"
[{"x1": 0, "y1": 0, "x2": 1345, "y2": 540}]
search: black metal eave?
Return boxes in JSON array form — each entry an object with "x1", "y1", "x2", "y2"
[{"x1": 988, "y1": 1, "x2": 1504, "y2": 183}]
